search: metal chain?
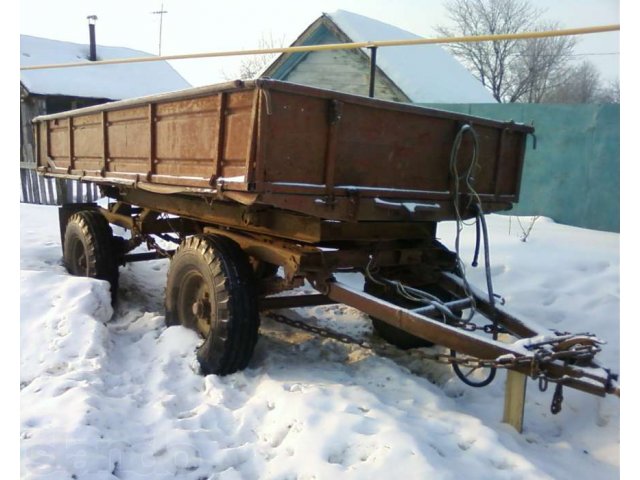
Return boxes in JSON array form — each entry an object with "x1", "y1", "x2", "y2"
[
  {"x1": 264, "y1": 311, "x2": 615, "y2": 414},
  {"x1": 550, "y1": 382, "x2": 564, "y2": 414},
  {"x1": 264, "y1": 311, "x2": 527, "y2": 370},
  {"x1": 263, "y1": 311, "x2": 601, "y2": 374},
  {"x1": 265, "y1": 312, "x2": 374, "y2": 349}
]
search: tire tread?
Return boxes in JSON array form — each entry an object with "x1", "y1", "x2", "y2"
[
  {"x1": 63, "y1": 210, "x2": 119, "y2": 297},
  {"x1": 166, "y1": 234, "x2": 259, "y2": 375}
]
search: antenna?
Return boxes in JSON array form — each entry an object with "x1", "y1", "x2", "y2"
[{"x1": 151, "y1": 2, "x2": 168, "y2": 56}]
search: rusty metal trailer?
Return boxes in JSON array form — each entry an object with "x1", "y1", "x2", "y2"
[{"x1": 33, "y1": 79, "x2": 618, "y2": 417}]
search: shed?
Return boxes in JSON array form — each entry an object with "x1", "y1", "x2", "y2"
[{"x1": 262, "y1": 10, "x2": 495, "y2": 104}]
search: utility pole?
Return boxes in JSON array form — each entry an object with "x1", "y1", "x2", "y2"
[{"x1": 151, "y1": 2, "x2": 168, "y2": 56}]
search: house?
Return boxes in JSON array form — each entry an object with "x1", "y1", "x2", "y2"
[
  {"x1": 20, "y1": 34, "x2": 191, "y2": 205},
  {"x1": 20, "y1": 34, "x2": 191, "y2": 164},
  {"x1": 262, "y1": 10, "x2": 495, "y2": 104}
]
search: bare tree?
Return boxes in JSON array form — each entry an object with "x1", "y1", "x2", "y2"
[
  {"x1": 598, "y1": 78, "x2": 620, "y2": 104},
  {"x1": 543, "y1": 61, "x2": 609, "y2": 103},
  {"x1": 436, "y1": 0, "x2": 575, "y2": 103},
  {"x1": 514, "y1": 23, "x2": 577, "y2": 102},
  {"x1": 232, "y1": 33, "x2": 285, "y2": 80}
]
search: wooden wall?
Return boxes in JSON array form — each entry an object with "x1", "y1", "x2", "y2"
[
  {"x1": 20, "y1": 88, "x2": 102, "y2": 205},
  {"x1": 265, "y1": 19, "x2": 409, "y2": 103},
  {"x1": 20, "y1": 91, "x2": 46, "y2": 165},
  {"x1": 284, "y1": 48, "x2": 406, "y2": 102}
]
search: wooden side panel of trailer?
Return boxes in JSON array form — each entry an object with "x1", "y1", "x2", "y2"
[{"x1": 38, "y1": 85, "x2": 257, "y2": 189}]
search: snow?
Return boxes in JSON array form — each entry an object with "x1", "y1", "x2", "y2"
[
  {"x1": 218, "y1": 176, "x2": 247, "y2": 183},
  {"x1": 327, "y1": 10, "x2": 496, "y2": 103},
  {"x1": 20, "y1": 204, "x2": 619, "y2": 479},
  {"x1": 20, "y1": 35, "x2": 191, "y2": 100},
  {"x1": 373, "y1": 198, "x2": 441, "y2": 212}
]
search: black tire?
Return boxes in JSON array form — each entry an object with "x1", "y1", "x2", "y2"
[
  {"x1": 165, "y1": 235, "x2": 260, "y2": 376},
  {"x1": 364, "y1": 280, "x2": 459, "y2": 349},
  {"x1": 63, "y1": 210, "x2": 119, "y2": 297}
]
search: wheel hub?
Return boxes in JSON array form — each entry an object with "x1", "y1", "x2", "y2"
[
  {"x1": 192, "y1": 296, "x2": 211, "y2": 319},
  {"x1": 191, "y1": 292, "x2": 212, "y2": 337}
]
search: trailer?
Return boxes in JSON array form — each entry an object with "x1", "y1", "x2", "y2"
[{"x1": 33, "y1": 79, "x2": 619, "y2": 417}]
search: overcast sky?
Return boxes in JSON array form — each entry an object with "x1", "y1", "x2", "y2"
[{"x1": 20, "y1": 0, "x2": 620, "y2": 87}]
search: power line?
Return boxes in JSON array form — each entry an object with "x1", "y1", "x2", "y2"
[
  {"x1": 569, "y1": 52, "x2": 619, "y2": 56},
  {"x1": 511, "y1": 51, "x2": 619, "y2": 57}
]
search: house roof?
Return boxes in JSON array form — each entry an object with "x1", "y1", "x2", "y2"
[
  {"x1": 266, "y1": 10, "x2": 495, "y2": 104},
  {"x1": 20, "y1": 35, "x2": 191, "y2": 100}
]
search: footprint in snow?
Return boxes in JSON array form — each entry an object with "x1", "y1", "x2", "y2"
[
  {"x1": 490, "y1": 264, "x2": 508, "y2": 276},
  {"x1": 490, "y1": 456, "x2": 516, "y2": 471},
  {"x1": 457, "y1": 439, "x2": 473, "y2": 451},
  {"x1": 176, "y1": 409, "x2": 198, "y2": 420},
  {"x1": 45, "y1": 362, "x2": 70, "y2": 376},
  {"x1": 576, "y1": 261, "x2": 610, "y2": 274},
  {"x1": 269, "y1": 424, "x2": 293, "y2": 448},
  {"x1": 327, "y1": 448, "x2": 346, "y2": 465},
  {"x1": 51, "y1": 383, "x2": 74, "y2": 398},
  {"x1": 327, "y1": 443, "x2": 377, "y2": 466},
  {"x1": 540, "y1": 292, "x2": 557, "y2": 306},
  {"x1": 284, "y1": 383, "x2": 308, "y2": 393}
]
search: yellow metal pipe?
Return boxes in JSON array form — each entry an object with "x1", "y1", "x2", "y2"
[{"x1": 21, "y1": 24, "x2": 620, "y2": 71}]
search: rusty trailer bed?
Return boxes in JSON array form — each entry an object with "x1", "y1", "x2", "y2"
[{"x1": 34, "y1": 79, "x2": 533, "y2": 226}]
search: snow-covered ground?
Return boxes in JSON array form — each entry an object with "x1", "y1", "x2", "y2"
[{"x1": 20, "y1": 203, "x2": 620, "y2": 479}]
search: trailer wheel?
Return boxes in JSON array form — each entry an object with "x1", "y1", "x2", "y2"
[
  {"x1": 364, "y1": 280, "x2": 437, "y2": 349},
  {"x1": 63, "y1": 210, "x2": 119, "y2": 296},
  {"x1": 165, "y1": 235, "x2": 260, "y2": 376}
]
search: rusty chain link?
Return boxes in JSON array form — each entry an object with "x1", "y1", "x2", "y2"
[{"x1": 265, "y1": 311, "x2": 374, "y2": 350}]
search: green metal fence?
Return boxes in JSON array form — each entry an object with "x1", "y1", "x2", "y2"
[{"x1": 422, "y1": 103, "x2": 620, "y2": 232}]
